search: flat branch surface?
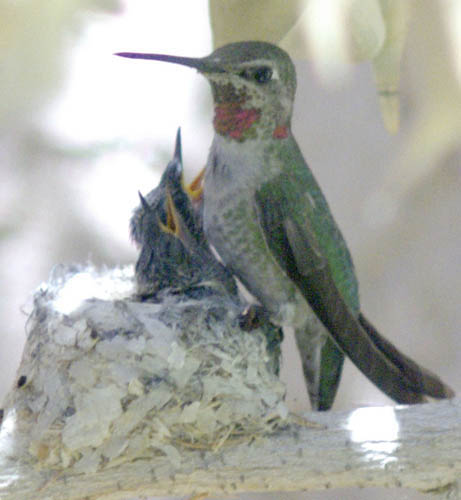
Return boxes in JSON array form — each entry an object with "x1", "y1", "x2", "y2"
[{"x1": 0, "y1": 399, "x2": 460, "y2": 499}]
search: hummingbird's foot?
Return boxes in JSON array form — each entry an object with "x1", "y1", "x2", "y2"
[
  {"x1": 239, "y1": 304, "x2": 284, "y2": 376},
  {"x1": 238, "y1": 304, "x2": 270, "y2": 331}
]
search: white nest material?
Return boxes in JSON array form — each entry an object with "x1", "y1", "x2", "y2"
[{"x1": 2, "y1": 265, "x2": 287, "y2": 474}]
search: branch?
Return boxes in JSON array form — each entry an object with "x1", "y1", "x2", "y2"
[{"x1": 0, "y1": 266, "x2": 459, "y2": 500}]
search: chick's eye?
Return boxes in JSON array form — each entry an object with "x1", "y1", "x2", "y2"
[{"x1": 253, "y1": 66, "x2": 272, "y2": 84}]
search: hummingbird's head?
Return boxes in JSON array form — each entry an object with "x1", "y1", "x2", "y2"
[
  {"x1": 130, "y1": 128, "x2": 182, "y2": 246},
  {"x1": 117, "y1": 41, "x2": 297, "y2": 142}
]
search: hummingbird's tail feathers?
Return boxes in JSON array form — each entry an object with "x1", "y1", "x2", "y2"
[
  {"x1": 358, "y1": 313, "x2": 455, "y2": 400},
  {"x1": 294, "y1": 327, "x2": 322, "y2": 411},
  {"x1": 278, "y1": 214, "x2": 454, "y2": 405},
  {"x1": 297, "y1": 332, "x2": 344, "y2": 411},
  {"x1": 316, "y1": 337, "x2": 344, "y2": 411}
]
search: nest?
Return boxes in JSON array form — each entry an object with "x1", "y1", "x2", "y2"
[{"x1": 3, "y1": 265, "x2": 287, "y2": 474}]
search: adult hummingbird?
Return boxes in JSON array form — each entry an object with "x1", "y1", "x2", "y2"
[{"x1": 117, "y1": 42, "x2": 454, "y2": 410}]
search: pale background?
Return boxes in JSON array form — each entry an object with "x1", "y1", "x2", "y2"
[{"x1": 1, "y1": 1, "x2": 459, "y2": 499}]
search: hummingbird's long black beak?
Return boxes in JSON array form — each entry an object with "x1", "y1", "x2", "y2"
[{"x1": 115, "y1": 52, "x2": 223, "y2": 74}]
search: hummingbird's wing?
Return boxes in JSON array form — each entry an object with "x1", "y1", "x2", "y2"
[
  {"x1": 253, "y1": 174, "x2": 344, "y2": 410},
  {"x1": 254, "y1": 174, "x2": 454, "y2": 405},
  {"x1": 252, "y1": 176, "x2": 344, "y2": 409}
]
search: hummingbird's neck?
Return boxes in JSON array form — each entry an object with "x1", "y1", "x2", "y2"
[
  {"x1": 209, "y1": 80, "x2": 291, "y2": 142},
  {"x1": 213, "y1": 102, "x2": 259, "y2": 141},
  {"x1": 212, "y1": 102, "x2": 290, "y2": 142}
]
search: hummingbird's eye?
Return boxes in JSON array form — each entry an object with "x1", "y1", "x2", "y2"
[
  {"x1": 238, "y1": 66, "x2": 273, "y2": 84},
  {"x1": 253, "y1": 66, "x2": 272, "y2": 84}
]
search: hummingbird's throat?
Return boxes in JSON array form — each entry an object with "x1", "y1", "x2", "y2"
[
  {"x1": 213, "y1": 103, "x2": 289, "y2": 141},
  {"x1": 213, "y1": 102, "x2": 261, "y2": 141},
  {"x1": 210, "y1": 80, "x2": 289, "y2": 141}
]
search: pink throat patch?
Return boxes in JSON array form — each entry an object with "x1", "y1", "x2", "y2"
[
  {"x1": 213, "y1": 103, "x2": 261, "y2": 140},
  {"x1": 272, "y1": 125, "x2": 289, "y2": 139}
]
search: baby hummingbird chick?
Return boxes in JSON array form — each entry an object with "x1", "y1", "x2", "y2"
[{"x1": 130, "y1": 128, "x2": 237, "y2": 300}]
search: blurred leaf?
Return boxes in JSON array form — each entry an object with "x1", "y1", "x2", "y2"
[
  {"x1": 372, "y1": 0, "x2": 412, "y2": 134},
  {"x1": 209, "y1": 0, "x2": 305, "y2": 48},
  {"x1": 281, "y1": 0, "x2": 386, "y2": 66},
  {"x1": 364, "y1": 0, "x2": 461, "y2": 226}
]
